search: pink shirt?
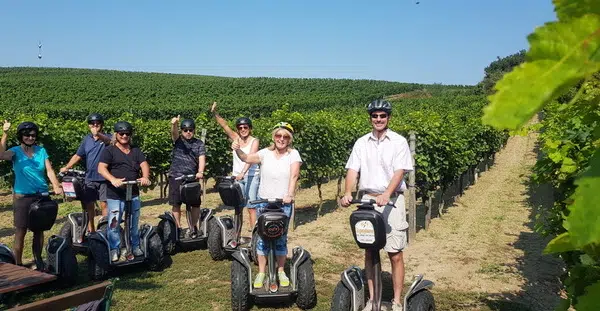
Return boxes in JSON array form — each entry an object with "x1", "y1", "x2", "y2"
[{"x1": 345, "y1": 129, "x2": 413, "y2": 194}]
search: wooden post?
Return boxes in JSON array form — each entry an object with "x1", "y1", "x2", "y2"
[
  {"x1": 408, "y1": 131, "x2": 417, "y2": 243},
  {"x1": 425, "y1": 192, "x2": 432, "y2": 230}
]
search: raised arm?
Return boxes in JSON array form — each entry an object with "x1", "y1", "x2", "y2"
[
  {"x1": 232, "y1": 140, "x2": 260, "y2": 164},
  {"x1": 171, "y1": 115, "x2": 180, "y2": 142},
  {"x1": 211, "y1": 102, "x2": 238, "y2": 141},
  {"x1": 1, "y1": 120, "x2": 10, "y2": 154}
]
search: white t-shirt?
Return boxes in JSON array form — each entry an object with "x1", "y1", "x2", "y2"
[
  {"x1": 257, "y1": 148, "x2": 303, "y2": 199},
  {"x1": 345, "y1": 129, "x2": 413, "y2": 193},
  {"x1": 232, "y1": 138, "x2": 260, "y2": 176}
]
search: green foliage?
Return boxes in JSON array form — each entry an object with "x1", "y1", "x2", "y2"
[
  {"x1": 478, "y1": 50, "x2": 526, "y2": 95},
  {"x1": 482, "y1": 1, "x2": 600, "y2": 309}
]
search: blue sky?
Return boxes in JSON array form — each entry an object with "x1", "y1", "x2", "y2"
[{"x1": 1, "y1": 0, "x2": 556, "y2": 85}]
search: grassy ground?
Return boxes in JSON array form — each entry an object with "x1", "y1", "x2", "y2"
[{"x1": 0, "y1": 126, "x2": 564, "y2": 310}]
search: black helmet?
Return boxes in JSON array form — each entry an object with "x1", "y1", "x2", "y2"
[
  {"x1": 180, "y1": 119, "x2": 196, "y2": 130},
  {"x1": 87, "y1": 113, "x2": 104, "y2": 124},
  {"x1": 17, "y1": 122, "x2": 39, "y2": 144},
  {"x1": 235, "y1": 117, "x2": 252, "y2": 129},
  {"x1": 367, "y1": 99, "x2": 392, "y2": 115},
  {"x1": 114, "y1": 121, "x2": 133, "y2": 133},
  {"x1": 17, "y1": 122, "x2": 39, "y2": 134}
]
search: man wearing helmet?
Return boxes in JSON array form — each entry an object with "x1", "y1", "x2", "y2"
[
  {"x1": 169, "y1": 115, "x2": 206, "y2": 238},
  {"x1": 340, "y1": 99, "x2": 414, "y2": 311},
  {"x1": 0, "y1": 120, "x2": 62, "y2": 266},
  {"x1": 60, "y1": 113, "x2": 112, "y2": 233},
  {"x1": 98, "y1": 121, "x2": 151, "y2": 262},
  {"x1": 212, "y1": 102, "x2": 260, "y2": 230}
]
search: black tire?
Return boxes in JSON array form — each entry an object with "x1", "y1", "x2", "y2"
[
  {"x1": 296, "y1": 259, "x2": 317, "y2": 310},
  {"x1": 250, "y1": 229, "x2": 258, "y2": 266},
  {"x1": 330, "y1": 281, "x2": 352, "y2": 311},
  {"x1": 87, "y1": 239, "x2": 109, "y2": 281},
  {"x1": 57, "y1": 243, "x2": 79, "y2": 286},
  {"x1": 407, "y1": 290, "x2": 435, "y2": 311},
  {"x1": 147, "y1": 232, "x2": 165, "y2": 271},
  {"x1": 58, "y1": 222, "x2": 73, "y2": 245},
  {"x1": 157, "y1": 219, "x2": 177, "y2": 255},
  {"x1": 208, "y1": 218, "x2": 227, "y2": 261},
  {"x1": 231, "y1": 259, "x2": 252, "y2": 311}
]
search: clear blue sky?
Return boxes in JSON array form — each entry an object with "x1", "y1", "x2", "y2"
[{"x1": 1, "y1": 0, "x2": 556, "y2": 85}]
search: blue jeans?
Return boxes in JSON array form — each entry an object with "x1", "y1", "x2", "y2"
[
  {"x1": 106, "y1": 197, "x2": 141, "y2": 251},
  {"x1": 238, "y1": 174, "x2": 259, "y2": 209},
  {"x1": 255, "y1": 201, "x2": 292, "y2": 256}
]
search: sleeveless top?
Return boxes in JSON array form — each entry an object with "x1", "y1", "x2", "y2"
[{"x1": 232, "y1": 137, "x2": 260, "y2": 177}]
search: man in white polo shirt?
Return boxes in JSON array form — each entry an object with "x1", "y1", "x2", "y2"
[{"x1": 341, "y1": 99, "x2": 414, "y2": 311}]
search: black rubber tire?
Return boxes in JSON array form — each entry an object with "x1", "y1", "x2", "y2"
[
  {"x1": 147, "y1": 232, "x2": 165, "y2": 271},
  {"x1": 407, "y1": 290, "x2": 436, "y2": 311},
  {"x1": 296, "y1": 259, "x2": 317, "y2": 310},
  {"x1": 87, "y1": 241, "x2": 109, "y2": 281},
  {"x1": 58, "y1": 222, "x2": 73, "y2": 245},
  {"x1": 231, "y1": 259, "x2": 252, "y2": 311},
  {"x1": 57, "y1": 243, "x2": 79, "y2": 286},
  {"x1": 157, "y1": 219, "x2": 177, "y2": 255},
  {"x1": 250, "y1": 229, "x2": 258, "y2": 266},
  {"x1": 207, "y1": 218, "x2": 227, "y2": 261},
  {"x1": 330, "y1": 281, "x2": 352, "y2": 311}
]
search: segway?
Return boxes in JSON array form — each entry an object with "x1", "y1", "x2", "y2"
[
  {"x1": 0, "y1": 191, "x2": 78, "y2": 286},
  {"x1": 330, "y1": 199, "x2": 435, "y2": 311},
  {"x1": 87, "y1": 180, "x2": 165, "y2": 280},
  {"x1": 57, "y1": 169, "x2": 93, "y2": 254},
  {"x1": 157, "y1": 174, "x2": 214, "y2": 255},
  {"x1": 207, "y1": 176, "x2": 251, "y2": 261},
  {"x1": 230, "y1": 198, "x2": 317, "y2": 311}
]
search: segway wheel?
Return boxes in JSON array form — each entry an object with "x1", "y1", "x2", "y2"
[
  {"x1": 231, "y1": 259, "x2": 253, "y2": 311},
  {"x1": 57, "y1": 244, "x2": 79, "y2": 286},
  {"x1": 295, "y1": 259, "x2": 317, "y2": 310},
  {"x1": 330, "y1": 281, "x2": 352, "y2": 311},
  {"x1": 407, "y1": 290, "x2": 435, "y2": 311},
  {"x1": 87, "y1": 236, "x2": 109, "y2": 281},
  {"x1": 207, "y1": 218, "x2": 227, "y2": 261},
  {"x1": 250, "y1": 229, "x2": 258, "y2": 266},
  {"x1": 147, "y1": 232, "x2": 165, "y2": 271},
  {"x1": 157, "y1": 219, "x2": 176, "y2": 255},
  {"x1": 58, "y1": 222, "x2": 73, "y2": 245}
]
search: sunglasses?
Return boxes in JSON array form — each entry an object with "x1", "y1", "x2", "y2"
[
  {"x1": 182, "y1": 129, "x2": 194, "y2": 133},
  {"x1": 237, "y1": 125, "x2": 249, "y2": 130},
  {"x1": 88, "y1": 121, "x2": 102, "y2": 126},
  {"x1": 274, "y1": 133, "x2": 291, "y2": 140},
  {"x1": 117, "y1": 132, "x2": 131, "y2": 137},
  {"x1": 370, "y1": 113, "x2": 388, "y2": 119},
  {"x1": 23, "y1": 133, "x2": 37, "y2": 138}
]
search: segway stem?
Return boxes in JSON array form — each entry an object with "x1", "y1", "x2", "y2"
[
  {"x1": 371, "y1": 248, "x2": 383, "y2": 311},
  {"x1": 123, "y1": 182, "x2": 136, "y2": 256},
  {"x1": 268, "y1": 241, "x2": 278, "y2": 292}
]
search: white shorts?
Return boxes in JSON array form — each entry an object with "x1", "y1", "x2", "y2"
[{"x1": 362, "y1": 194, "x2": 408, "y2": 253}]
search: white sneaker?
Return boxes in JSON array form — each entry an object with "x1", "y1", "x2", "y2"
[
  {"x1": 362, "y1": 300, "x2": 373, "y2": 311},
  {"x1": 110, "y1": 249, "x2": 119, "y2": 262},
  {"x1": 392, "y1": 300, "x2": 403, "y2": 311},
  {"x1": 133, "y1": 247, "x2": 144, "y2": 257}
]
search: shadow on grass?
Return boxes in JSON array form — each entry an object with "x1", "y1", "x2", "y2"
[{"x1": 294, "y1": 199, "x2": 340, "y2": 228}]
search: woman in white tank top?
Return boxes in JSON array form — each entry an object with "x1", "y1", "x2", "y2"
[{"x1": 212, "y1": 102, "x2": 260, "y2": 229}]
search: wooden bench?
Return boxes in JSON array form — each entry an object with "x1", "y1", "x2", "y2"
[
  {"x1": 0, "y1": 263, "x2": 57, "y2": 294},
  {"x1": 6, "y1": 280, "x2": 115, "y2": 311}
]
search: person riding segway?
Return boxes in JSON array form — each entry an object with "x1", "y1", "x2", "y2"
[
  {"x1": 0, "y1": 120, "x2": 77, "y2": 284},
  {"x1": 87, "y1": 121, "x2": 164, "y2": 280},
  {"x1": 156, "y1": 116, "x2": 212, "y2": 255},
  {"x1": 229, "y1": 122, "x2": 317, "y2": 310}
]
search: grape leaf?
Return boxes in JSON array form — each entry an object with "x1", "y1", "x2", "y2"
[
  {"x1": 575, "y1": 281, "x2": 600, "y2": 310},
  {"x1": 563, "y1": 151, "x2": 600, "y2": 247},
  {"x1": 545, "y1": 232, "x2": 577, "y2": 253},
  {"x1": 553, "y1": 0, "x2": 600, "y2": 21},
  {"x1": 482, "y1": 15, "x2": 600, "y2": 130}
]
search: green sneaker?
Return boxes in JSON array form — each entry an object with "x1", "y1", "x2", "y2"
[
  {"x1": 253, "y1": 272, "x2": 266, "y2": 288},
  {"x1": 278, "y1": 271, "x2": 290, "y2": 287}
]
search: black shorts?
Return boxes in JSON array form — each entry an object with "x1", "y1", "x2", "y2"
[
  {"x1": 81, "y1": 181, "x2": 107, "y2": 204},
  {"x1": 13, "y1": 194, "x2": 38, "y2": 229},
  {"x1": 168, "y1": 177, "x2": 184, "y2": 206}
]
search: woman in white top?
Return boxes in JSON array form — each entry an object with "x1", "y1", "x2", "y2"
[
  {"x1": 232, "y1": 122, "x2": 302, "y2": 289},
  {"x1": 212, "y1": 102, "x2": 260, "y2": 229}
]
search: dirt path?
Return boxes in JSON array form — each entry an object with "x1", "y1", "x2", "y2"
[{"x1": 290, "y1": 121, "x2": 565, "y2": 311}]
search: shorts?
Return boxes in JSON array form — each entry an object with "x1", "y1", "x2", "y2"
[
  {"x1": 82, "y1": 181, "x2": 107, "y2": 204},
  {"x1": 169, "y1": 177, "x2": 186, "y2": 207},
  {"x1": 13, "y1": 194, "x2": 38, "y2": 229},
  {"x1": 362, "y1": 194, "x2": 408, "y2": 253}
]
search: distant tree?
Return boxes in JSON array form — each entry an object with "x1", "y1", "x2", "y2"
[{"x1": 478, "y1": 50, "x2": 526, "y2": 95}]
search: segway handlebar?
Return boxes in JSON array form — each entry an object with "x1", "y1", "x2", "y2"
[
  {"x1": 121, "y1": 180, "x2": 141, "y2": 185},
  {"x1": 215, "y1": 175, "x2": 236, "y2": 181},
  {"x1": 249, "y1": 198, "x2": 290, "y2": 205},
  {"x1": 349, "y1": 199, "x2": 396, "y2": 208},
  {"x1": 40, "y1": 191, "x2": 56, "y2": 196},
  {"x1": 174, "y1": 174, "x2": 197, "y2": 181},
  {"x1": 58, "y1": 169, "x2": 86, "y2": 178}
]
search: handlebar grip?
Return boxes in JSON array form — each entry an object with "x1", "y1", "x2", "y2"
[
  {"x1": 249, "y1": 198, "x2": 285, "y2": 205},
  {"x1": 349, "y1": 199, "x2": 396, "y2": 207},
  {"x1": 174, "y1": 174, "x2": 196, "y2": 181},
  {"x1": 122, "y1": 181, "x2": 140, "y2": 185}
]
